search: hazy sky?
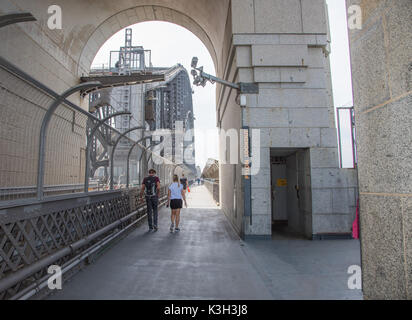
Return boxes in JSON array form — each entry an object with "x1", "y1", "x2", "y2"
[
  {"x1": 326, "y1": 0, "x2": 354, "y2": 108},
  {"x1": 326, "y1": 0, "x2": 355, "y2": 168},
  {"x1": 93, "y1": 0, "x2": 354, "y2": 170}
]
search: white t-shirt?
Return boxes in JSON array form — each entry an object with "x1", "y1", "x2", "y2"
[{"x1": 169, "y1": 182, "x2": 183, "y2": 200}]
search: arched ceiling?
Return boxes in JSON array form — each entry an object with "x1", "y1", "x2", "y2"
[{"x1": 78, "y1": 4, "x2": 225, "y2": 76}]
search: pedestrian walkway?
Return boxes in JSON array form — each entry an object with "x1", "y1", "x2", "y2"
[
  {"x1": 49, "y1": 185, "x2": 362, "y2": 300},
  {"x1": 185, "y1": 183, "x2": 218, "y2": 208}
]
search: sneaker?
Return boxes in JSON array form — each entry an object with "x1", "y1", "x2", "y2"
[
  {"x1": 153, "y1": 226, "x2": 158, "y2": 232},
  {"x1": 170, "y1": 224, "x2": 174, "y2": 233},
  {"x1": 175, "y1": 227, "x2": 180, "y2": 232},
  {"x1": 148, "y1": 227, "x2": 153, "y2": 232}
]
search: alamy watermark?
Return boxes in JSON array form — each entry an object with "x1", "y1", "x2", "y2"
[
  {"x1": 347, "y1": 265, "x2": 362, "y2": 290},
  {"x1": 149, "y1": 121, "x2": 261, "y2": 176},
  {"x1": 347, "y1": 5, "x2": 362, "y2": 30},
  {"x1": 47, "y1": 265, "x2": 62, "y2": 290},
  {"x1": 47, "y1": 5, "x2": 62, "y2": 30}
]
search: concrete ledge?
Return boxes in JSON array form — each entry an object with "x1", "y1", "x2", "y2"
[
  {"x1": 243, "y1": 234, "x2": 272, "y2": 241},
  {"x1": 252, "y1": 45, "x2": 308, "y2": 67},
  {"x1": 312, "y1": 233, "x2": 353, "y2": 240}
]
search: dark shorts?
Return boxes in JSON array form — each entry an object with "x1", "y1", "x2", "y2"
[{"x1": 170, "y1": 199, "x2": 183, "y2": 209}]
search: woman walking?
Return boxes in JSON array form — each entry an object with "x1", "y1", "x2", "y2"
[{"x1": 167, "y1": 174, "x2": 187, "y2": 233}]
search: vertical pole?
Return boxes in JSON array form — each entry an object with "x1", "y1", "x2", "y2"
[
  {"x1": 142, "y1": 83, "x2": 145, "y2": 133},
  {"x1": 240, "y1": 100, "x2": 252, "y2": 239},
  {"x1": 37, "y1": 82, "x2": 100, "y2": 200},
  {"x1": 350, "y1": 107, "x2": 357, "y2": 168},
  {"x1": 242, "y1": 125, "x2": 252, "y2": 225},
  {"x1": 126, "y1": 144, "x2": 133, "y2": 189},
  {"x1": 126, "y1": 151, "x2": 131, "y2": 189},
  {"x1": 337, "y1": 108, "x2": 343, "y2": 168},
  {"x1": 126, "y1": 136, "x2": 149, "y2": 189},
  {"x1": 110, "y1": 127, "x2": 143, "y2": 190}
]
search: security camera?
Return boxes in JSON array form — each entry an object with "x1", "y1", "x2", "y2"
[{"x1": 191, "y1": 57, "x2": 198, "y2": 69}]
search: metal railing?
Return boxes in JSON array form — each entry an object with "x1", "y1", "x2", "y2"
[
  {"x1": 0, "y1": 185, "x2": 169, "y2": 300},
  {"x1": 0, "y1": 183, "x2": 99, "y2": 200},
  {"x1": 204, "y1": 179, "x2": 220, "y2": 205}
]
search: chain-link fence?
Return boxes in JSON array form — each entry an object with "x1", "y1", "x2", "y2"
[
  {"x1": 0, "y1": 57, "x2": 183, "y2": 206},
  {"x1": 0, "y1": 64, "x2": 47, "y2": 202}
]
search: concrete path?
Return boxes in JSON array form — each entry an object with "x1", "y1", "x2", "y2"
[{"x1": 49, "y1": 185, "x2": 363, "y2": 300}]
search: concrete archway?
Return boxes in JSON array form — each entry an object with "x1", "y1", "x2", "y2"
[{"x1": 77, "y1": 5, "x2": 221, "y2": 76}]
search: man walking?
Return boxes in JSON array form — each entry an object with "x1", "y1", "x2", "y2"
[
  {"x1": 140, "y1": 169, "x2": 160, "y2": 232},
  {"x1": 180, "y1": 173, "x2": 188, "y2": 192}
]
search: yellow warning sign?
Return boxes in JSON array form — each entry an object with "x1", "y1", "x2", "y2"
[{"x1": 277, "y1": 179, "x2": 287, "y2": 187}]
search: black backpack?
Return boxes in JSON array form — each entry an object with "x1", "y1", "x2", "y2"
[
  {"x1": 180, "y1": 178, "x2": 188, "y2": 190},
  {"x1": 144, "y1": 176, "x2": 157, "y2": 197}
]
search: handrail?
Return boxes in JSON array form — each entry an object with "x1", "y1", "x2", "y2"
[{"x1": 0, "y1": 186, "x2": 169, "y2": 297}]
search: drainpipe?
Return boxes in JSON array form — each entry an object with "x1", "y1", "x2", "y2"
[{"x1": 240, "y1": 96, "x2": 252, "y2": 240}]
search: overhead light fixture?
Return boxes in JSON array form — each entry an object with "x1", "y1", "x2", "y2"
[{"x1": 240, "y1": 95, "x2": 247, "y2": 107}]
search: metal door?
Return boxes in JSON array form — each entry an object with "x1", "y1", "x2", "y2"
[{"x1": 271, "y1": 163, "x2": 288, "y2": 221}]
